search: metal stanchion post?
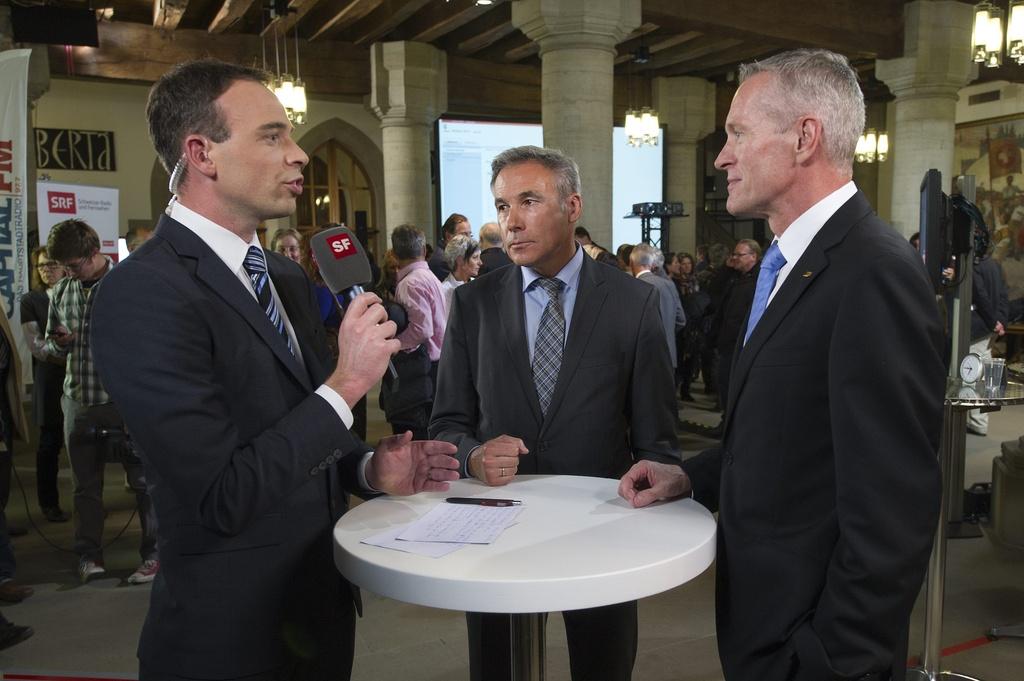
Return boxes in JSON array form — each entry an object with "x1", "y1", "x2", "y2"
[
  {"x1": 511, "y1": 613, "x2": 545, "y2": 681},
  {"x1": 908, "y1": 401, "x2": 986, "y2": 681},
  {"x1": 947, "y1": 175, "x2": 981, "y2": 539}
]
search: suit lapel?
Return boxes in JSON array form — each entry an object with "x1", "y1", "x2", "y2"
[
  {"x1": 155, "y1": 216, "x2": 312, "y2": 392},
  {"x1": 267, "y1": 257, "x2": 318, "y2": 391},
  {"x1": 495, "y1": 267, "x2": 543, "y2": 426},
  {"x1": 725, "y1": 191, "x2": 872, "y2": 434},
  {"x1": 541, "y1": 255, "x2": 607, "y2": 429}
]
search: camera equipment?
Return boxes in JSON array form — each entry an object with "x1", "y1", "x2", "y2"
[{"x1": 72, "y1": 424, "x2": 143, "y2": 465}]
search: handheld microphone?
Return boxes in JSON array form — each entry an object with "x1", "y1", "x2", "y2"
[{"x1": 309, "y1": 226, "x2": 398, "y2": 380}]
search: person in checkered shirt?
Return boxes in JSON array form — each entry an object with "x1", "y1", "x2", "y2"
[{"x1": 45, "y1": 219, "x2": 159, "y2": 586}]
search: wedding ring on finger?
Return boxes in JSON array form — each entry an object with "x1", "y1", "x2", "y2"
[{"x1": 500, "y1": 467, "x2": 506, "y2": 477}]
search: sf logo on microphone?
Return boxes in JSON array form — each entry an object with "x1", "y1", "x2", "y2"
[{"x1": 326, "y1": 233, "x2": 357, "y2": 260}]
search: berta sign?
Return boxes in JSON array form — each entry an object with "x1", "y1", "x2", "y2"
[
  {"x1": 326, "y1": 232, "x2": 357, "y2": 259},
  {"x1": 36, "y1": 181, "x2": 120, "y2": 259}
]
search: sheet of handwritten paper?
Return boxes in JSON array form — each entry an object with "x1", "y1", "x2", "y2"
[
  {"x1": 396, "y1": 503, "x2": 523, "y2": 544},
  {"x1": 360, "y1": 526, "x2": 466, "y2": 558}
]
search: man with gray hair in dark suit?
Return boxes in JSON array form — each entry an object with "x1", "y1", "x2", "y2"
[
  {"x1": 630, "y1": 242, "x2": 686, "y2": 370},
  {"x1": 431, "y1": 145, "x2": 680, "y2": 681},
  {"x1": 477, "y1": 221, "x2": 512, "y2": 276},
  {"x1": 619, "y1": 48, "x2": 943, "y2": 681}
]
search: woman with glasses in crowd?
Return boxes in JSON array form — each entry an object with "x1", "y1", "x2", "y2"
[
  {"x1": 19, "y1": 247, "x2": 70, "y2": 523},
  {"x1": 271, "y1": 228, "x2": 304, "y2": 266}
]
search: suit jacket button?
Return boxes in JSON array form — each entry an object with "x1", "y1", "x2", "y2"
[
  {"x1": 725, "y1": 452, "x2": 734, "y2": 464},
  {"x1": 333, "y1": 449, "x2": 343, "y2": 458},
  {"x1": 309, "y1": 466, "x2": 320, "y2": 476},
  {"x1": 318, "y1": 461, "x2": 329, "y2": 470}
]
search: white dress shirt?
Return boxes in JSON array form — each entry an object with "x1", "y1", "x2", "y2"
[
  {"x1": 768, "y1": 181, "x2": 857, "y2": 305},
  {"x1": 170, "y1": 202, "x2": 355, "y2": 429}
]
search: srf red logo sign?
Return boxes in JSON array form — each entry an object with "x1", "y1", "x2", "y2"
[
  {"x1": 48, "y1": 191, "x2": 76, "y2": 214},
  {"x1": 326, "y1": 233, "x2": 357, "y2": 260}
]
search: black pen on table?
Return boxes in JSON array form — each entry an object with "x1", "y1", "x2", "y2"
[{"x1": 446, "y1": 497, "x2": 522, "y2": 507}]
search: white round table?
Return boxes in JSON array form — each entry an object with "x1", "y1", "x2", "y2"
[{"x1": 334, "y1": 474, "x2": 717, "y2": 680}]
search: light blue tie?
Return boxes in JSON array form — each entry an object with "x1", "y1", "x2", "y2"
[
  {"x1": 243, "y1": 246, "x2": 295, "y2": 356},
  {"x1": 743, "y1": 242, "x2": 787, "y2": 345},
  {"x1": 532, "y1": 277, "x2": 565, "y2": 415}
]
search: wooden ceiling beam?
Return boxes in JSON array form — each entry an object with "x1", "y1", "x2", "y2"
[
  {"x1": 304, "y1": 0, "x2": 383, "y2": 42},
  {"x1": 630, "y1": 36, "x2": 743, "y2": 73},
  {"x1": 397, "y1": 0, "x2": 501, "y2": 44},
  {"x1": 447, "y1": 55, "x2": 541, "y2": 117},
  {"x1": 469, "y1": 28, "x2": 529, "y2": 63},
  {"x1": 153, "y1": 0, "x2": 189, "y2": 31},
  {"x1": 504, "y1": 38, "x2": 539, "y2": 63},
  {"x1": 340, "y1": 0, "x2": 435, "y2": 46},
  {"x1": 60, "y1": 20, "x2": 370, "y2": 98},
  {"x1": 208, "y1": 0, "x2": 258, "y2": 33},
  {"x1": 438, "y1": 2, "x2": 514, "y2": 56},
  {"x1": 261, "y1": 0, "x2": 326, "y2": 36},
  {"x1": 642, "y1": 0, "x2": 902, "y2": 58},
  {"x1": 615, "y1": 30, "x2": 702, "y2": 66},
  {"x1": 656, "y1": 43, "x2": 782, "y2": 79},
  {"x1": 614, "y1": 24, "x2": 667, "y2": 63},
  {"x1": 456, "y1": 19, "x2": 517, "y2": 56}
]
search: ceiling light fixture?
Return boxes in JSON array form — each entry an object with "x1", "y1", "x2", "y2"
[
  {"x1": 265, "y1": 0, "x2": 307, "y2": 125},
  {"x1": 855, "y1": 129, "x2": 889, "y2": 164},
  {"x1": 624, "y1": 46, "x2": 659, "y2": 148},
  {"x1": 973, "y1": 0, "x2": 1024, "y2": 67}
]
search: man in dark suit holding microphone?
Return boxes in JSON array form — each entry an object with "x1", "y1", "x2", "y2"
[
  {"x1": 430, "y1": 145, "x2": 680, "y2": 681},
  {"x1": 619, "y1": 49, "x2": 944, "y2": 681},
  {"x1": 90, "y1": 59, "x2": 459, "y2": 681}
]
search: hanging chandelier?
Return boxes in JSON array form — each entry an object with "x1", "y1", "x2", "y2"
[
  {"x1": 624, "y1": 107, "x2": 661, "y2": 148},
  {"x1": 623, "y1": 46, "x2": 659, "y2": 148},
  {"x1": 973, "y1": 1, "x2": 1024, "y2": 67},
  {"x1": 264, "y1": 1, "x2": 308, "y2": 124},
  {"x1": 855, "y1": 129, "x2": 888, "y2": 164}
]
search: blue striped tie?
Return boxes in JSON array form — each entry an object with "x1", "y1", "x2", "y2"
[
  {"x1": 532, "y1": 277, "x2": 565, "y2": 415},
  {"x1": 243, "y1": 246, "x2": 294, "y2": 356}
]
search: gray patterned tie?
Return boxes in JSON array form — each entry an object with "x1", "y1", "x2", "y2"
[
  {"x1": 532, "y1": 277, "x2": 565, "y2": 415},
  {"x1": 243, "y1": 246, "x2": 295, "y2": 356}
]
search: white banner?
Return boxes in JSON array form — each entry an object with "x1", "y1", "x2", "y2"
[
  {"x1": 36, "y1": 181, "x2": 120, "y2": 260},
  {"x1": 0, "y1": 49, "x2": 33, "y2": 387}
]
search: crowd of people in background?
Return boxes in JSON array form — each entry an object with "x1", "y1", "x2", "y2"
[
  {"x1": 4, "y1": 211, "x2": 1016, "y2": 629},
  {"x1": 4, "y1": 49, "x2": 1018, "y2": 680},
  {"x1": 256, "y1": 213, "x2": 806, "y2": 446},
  {"x1": 6, "y1": 209, "x2": 1018, "y2": 656}
]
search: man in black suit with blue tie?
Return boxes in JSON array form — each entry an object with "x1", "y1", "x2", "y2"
[
  {"x1": 619, "y1": 49, "x2": 944, "y2": 681},
  {"x1": 90, "y1": 59, "x2": 459, "y2": 681},
  {"x1": 430, "y1": 145, "x2": 680, "y2": 681}
]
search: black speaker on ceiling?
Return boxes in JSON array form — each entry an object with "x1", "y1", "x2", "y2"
[{"x1": 10, "y1": 4, "x2": 100, "y2": 47}]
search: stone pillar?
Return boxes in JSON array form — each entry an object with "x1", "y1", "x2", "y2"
[
  {"x1": 653, "y1": 76, "x2": 715, "y2": 255},
  {"x1": 875, "y1": 0, "x2": 974, "y2": 235},
  {"x1": 0, "y1": 5, "x2": 13, "y2": 50},
  {"x1": 513, "y1": 0, "x2": 640, "y2": 247},
  {"x1": 370, "y1": 41, "x2": 446, "y2": 243}
]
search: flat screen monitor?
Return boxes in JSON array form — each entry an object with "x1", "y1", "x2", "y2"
[
  {"x1": 436, "y1": 118, "x2": 663, "y2": 251},
  {"x1": 919, "y1": 168, "x2": 949, "y2": 293}
]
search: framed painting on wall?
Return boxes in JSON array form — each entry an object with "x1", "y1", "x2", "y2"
[{"x1": 954, "y1": 114, "x2": 1024, "y2": 304}]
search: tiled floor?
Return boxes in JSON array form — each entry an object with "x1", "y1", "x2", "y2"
[{"x1": 2, "y1": 386, "x2": 1023, "y2": 680}]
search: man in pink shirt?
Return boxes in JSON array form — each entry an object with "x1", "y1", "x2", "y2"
[{"x1": 391, "y1": 224, "x2": 447, "y2": 438}]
